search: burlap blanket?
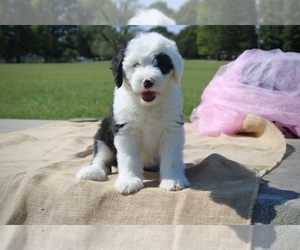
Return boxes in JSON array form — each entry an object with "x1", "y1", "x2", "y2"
[{"x1": 0, "y1": 115, "x2": 286, "y2": 225}]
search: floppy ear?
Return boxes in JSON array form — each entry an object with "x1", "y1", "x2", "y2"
[
  {"x1": 171, "y1": 51, "x2": 184, "y2": 85},
  {"x1": 111, "y1": 43, "x2": 127, "y2": 88}
]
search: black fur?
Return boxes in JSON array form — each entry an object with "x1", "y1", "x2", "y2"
[
  {"x1": 111, "y1": 42, "x2": 127, "y2": 88},
  {"x1": 154, "y1": 53, "x2": 174, "y2": 75},
  {"x1": 92, "y1": 43, "x2": 128, "y2": 171},
  {"x1": 93, "y1": 112, "x2": 126, "y2": 168}
]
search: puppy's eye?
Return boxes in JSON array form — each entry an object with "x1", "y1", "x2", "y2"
[
  {"x1": 133, "y1": 63, "x2": 140, "y2": 68},
  {"x1": 154, "y1": 53, "x2": 174, "y2": 75}
]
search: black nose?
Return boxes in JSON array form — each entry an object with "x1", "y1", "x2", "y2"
[{"x1": 143, "y1": 79, "x2": 154, "y2": 89}]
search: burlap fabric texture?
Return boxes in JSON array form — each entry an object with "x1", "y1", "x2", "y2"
[{"x1": 0, "y1": 115, "x2": 286, "y2": 225}]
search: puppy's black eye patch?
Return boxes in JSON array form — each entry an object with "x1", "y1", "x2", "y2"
[{"x1": 154, "y1": 53, "x2": 174, "y2": 75}]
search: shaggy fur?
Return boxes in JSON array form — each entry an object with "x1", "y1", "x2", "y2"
[
  {"x1": 127, "y1": 8, "x2": 176, "y2": 25},
  {"x1": 76, "y1": 32, "x2": 190, "y2": 194}
]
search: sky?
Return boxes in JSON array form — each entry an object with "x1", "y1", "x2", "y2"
[
  {"x1": 167, "y1": 25, "x2": 187, "y2": 34},
  {"x1": 138, "y1": 0, "x2": 188, "y2": 11}
]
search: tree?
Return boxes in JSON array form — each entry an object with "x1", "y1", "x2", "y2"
[
  {"x1": 175, "y1": 0, "x2": 198, "y2": 24},
  {"x1": 260, "y1": 25, "x2": 300, "y2": 52},
  {"x1": 117, "y1": 0, "x2": 141, "y2": 24},
  {"x1": 0, "y1": 0, "x2": 79, "y2": 24},
  {"x1": 175, "y1": 26, "x2": 199, "y2": 59},
  {"x1": 281, "y1": 26, "x2": 300, "y2": 52},
  {"x1": 259, "y1": 0, "x2": 300, "y2": 24},
  {"x1": 80, "y1": 0, "x2": 139, "y2": 24},
  {"x1": 197, "y1": 26, "x2": 258, "y2": 60},
  {"x1": 259, "y1": 26, "x2": 285, "y2": 50},
  {"x1": 11, "y1": 26, "x2": 79, "y2": 62},
  {"x1": 148, "y1": 2, "x2": 175, "y2": 18},
  {"x1": 0, "y1": 0, "x2": 36, "y2": 24},
  {"x1": 91, "y1": 26, "x2": 136, "y2": 58},
  {"x1": 77, "y1": 26, "x2": 97, "y2": 58},
  {"x1": 38, "y1": 0, "x2": 79, "y2": 24},
  {"x1": 0, "y1": 26, "x2": 32, "y2": 62},
  {"x1": 0, "y1": 25, "x2": 140, "y2": 62},
  {"x1": 37, "y1": 26, "x2": 79, "y2": 62},
  {"x1": 197, "y1": 0, "x2": 258, "y2": 24},
  {"x1": 0, "y1": 0, "x2": 140, "y2": 25}
]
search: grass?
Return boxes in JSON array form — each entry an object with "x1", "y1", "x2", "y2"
[{"x1": 0, "y1": 60, "x2": 227, "y2": 122}]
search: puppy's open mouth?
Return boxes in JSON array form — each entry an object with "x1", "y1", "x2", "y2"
[{"x1": 141, "y1": 91, "x2": 156, "y2": 102}]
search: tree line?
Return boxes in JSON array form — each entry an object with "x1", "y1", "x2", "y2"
[
  {"x1": 197, "y1": 0, "x2": 300, "y2": 25},
  {"x1": 0, "y1": 25, "x2": 299, "y2": 63},
  {"x1": 1, "y1": 0, "x2": 299, "y2": 25},
  {"x1": 0, "y1": 0, "x2": 198, "y2": 25}
]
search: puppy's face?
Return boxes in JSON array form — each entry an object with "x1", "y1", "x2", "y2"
[
  {"x1": 111, "y1": 32, "x2": 183, "y2": 106},
  {"x1": 123, "y1": 51, "x2": 174, "y2": 105}
]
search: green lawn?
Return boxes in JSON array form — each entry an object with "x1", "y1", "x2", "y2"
[{"x1": 0, "y1": 60, "x2": 227, "y2": 121}]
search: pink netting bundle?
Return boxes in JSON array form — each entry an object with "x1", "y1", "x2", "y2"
[{"x1": 190, "y1": 49, "x2": 300, "y2": 138}]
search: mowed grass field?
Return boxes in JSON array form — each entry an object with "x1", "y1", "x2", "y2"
[{"x1": 0, "y1": 60, "x2": 227, "y2": 121}]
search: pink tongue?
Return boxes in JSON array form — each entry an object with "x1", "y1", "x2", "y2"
[{"x1": 142, "y1": 91, "x2": 155, "y2": 102}]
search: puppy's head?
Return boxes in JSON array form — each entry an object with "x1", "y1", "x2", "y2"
[{"x1": 111, "y1": 32, "x2": 183, "y2": 106}]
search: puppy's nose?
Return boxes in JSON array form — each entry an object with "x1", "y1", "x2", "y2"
[{"x1": 143, "y1": 79, "x2": 154, "y2": 89}]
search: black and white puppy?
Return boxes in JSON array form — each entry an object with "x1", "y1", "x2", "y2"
[{"x1": 76, "y1": 32, "x2": 190, "y2": 194}]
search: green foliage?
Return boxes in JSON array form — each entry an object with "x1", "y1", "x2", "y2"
[
  {"x1": 0, "y1": 26, "x2": 33, "y2": 62},
  {"x1": 174, "y1": 0, "x2": 198, "y2": 24},
  {"x1": 260, "y1": 25, "x2": 300, "y2": 52},
  {"x1": 259, "y1": 26, "x2": 285, "y2": 50},
  {"x1": 91, "y1": 26, "x2": 137, "y2": 58},
  {"x1": 196, "y1": 0, "x2": 300, "y2": 25},
  {"x1": 1, "y1": 24, "x2": 300, "y2": 63},
  {"x1": 148, "y1": 1, "x2": 175, "y2": 18},
  {"x1": 0, "y1": 0, "x2": 139, "y2": 25},
  {"x1": 0, "y1": 0, "x2": 200, "y2": 25},
  {"x1": 0, "y1": 26, "x2": 139, "y2": 62},
  {"x1": 197, "y1": 26, "x2": 222, "y2": 58},
  {"x1": 197, "y1": 0, "x2": 258, "y2": 24},
  {"x1": 281, "y1": 26, "x2": 300, "y2": 52},
  {"x1": 83, "y1": 0, "x2": 139, "y2": 24},
  {"x1": 77, "y1": 26, "x2": 97, "y2": 58},
  {"x1": 0, "y1": 61, "x2": 228, "y2": 121},
  {"x1": 259, "y1": 0, "x2": 300, "y2": 24},
  {"x1": 197, "y1": 26, "x2": 258, "y2": 60},
  {"x1": 195, "y1": 0, "x2": 300, "y2": 25},
  {"x1": 3, "y1": 0, "x2": 299, "y2": 26},
  {"x1": 0, "y1": 26, "x2": 80, "y2": 62},
  {"x1": 175, "y1": 26, "x2": 199, "y2": 59}
]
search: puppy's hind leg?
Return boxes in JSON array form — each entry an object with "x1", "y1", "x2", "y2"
[{"x1": 76, "y1": 141, "x2": 114, "y2": 181}]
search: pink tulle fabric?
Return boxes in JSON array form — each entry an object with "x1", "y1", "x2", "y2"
[{"x1": 190, "y1": 49, "x2": 300, "y2": 138}]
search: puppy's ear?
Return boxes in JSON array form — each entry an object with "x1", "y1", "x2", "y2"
[
  {"x1": 111, "y1": 43, "x2": 127, "y2": 88},
  {"x1": 171, "y1": 52, "x2": 184, "y2": 85}
]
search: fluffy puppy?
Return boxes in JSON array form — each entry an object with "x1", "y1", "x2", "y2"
[{"x1": 76, "y1": 32, "x2": 190, "y2": 194}]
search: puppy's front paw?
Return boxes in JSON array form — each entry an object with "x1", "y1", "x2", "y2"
[
  {"x1": 114, "y1": 176, "x2": 144, "y2": 194},
  {"x1": 76, "y1": 165, "x2": 107, "y2": 181},
  {"x1": 159, "y1": 177, "x2": 190, "y2": 191}
]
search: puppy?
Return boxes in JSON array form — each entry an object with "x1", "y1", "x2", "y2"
[{"x1": 76, "y1": 32, "x2": 190, "y2": 194}]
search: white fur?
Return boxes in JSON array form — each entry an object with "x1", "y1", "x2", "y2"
[
  {"x1": 77, "y1": 32, "x2": 190, "y2": 194},
  {"x1": 76, "y1": 142, "x2": 112, "y2": 181},
  {"x1": 128, "y1": 9, "x2": 176, "y2": 25}
]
